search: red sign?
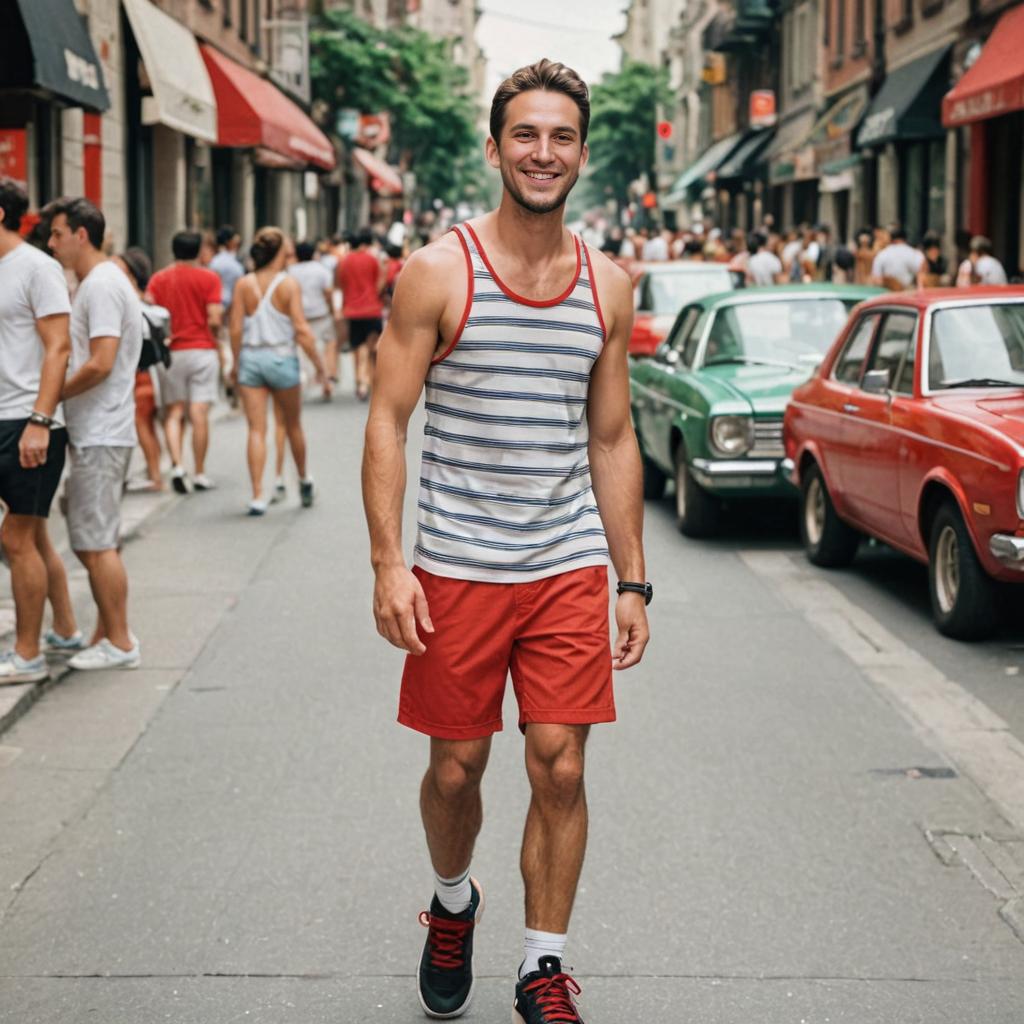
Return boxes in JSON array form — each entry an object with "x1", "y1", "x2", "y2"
[
  {"x1": 657, "y1": 120, "x2": 673, "y2": 140},
  {"x1": 750, "y1": 90, "x2": 777, "y2": 128},
  {"x1": 0, "y1": 129, "x2": 28, "y2": 189}
]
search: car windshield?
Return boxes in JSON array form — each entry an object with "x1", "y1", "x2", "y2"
[
  {"x1": 928, "y1": 304, "x2": 1024, "y2": 389},
  {"x1": 641, "y1": 268, "x2": 733, "y2": 313},
  {"x1": 703, "y1": 299, "x2": 852, "y2": 366}
]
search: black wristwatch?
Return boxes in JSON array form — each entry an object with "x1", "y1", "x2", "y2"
[
  {"x1": 616, "y1": 581, "x2": 653, "y2": 605},
  {"x1": 28, "y1": 411, "x2": 55, "y2": 428}
]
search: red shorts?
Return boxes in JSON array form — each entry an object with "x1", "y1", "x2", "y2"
[{"x1": 399, "y1": 565, "x2": 615, "y2": 740}]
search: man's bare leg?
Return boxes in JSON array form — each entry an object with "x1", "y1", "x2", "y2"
[
  {"x1": 163, "y1": 402, "x2": 187, "y2": 468},
  {"x1": 421, "y1": 736, "x2": 492, "y2": 877},
  {"x1": 189, "y1": 402, "x2": 211, "y2": 477},
  {"x1": 2, "y1": 514, "x2": 47, "y2": 660},
  {"x1": 521, "y1": 724, "x2": 589, "y2": 934},
  {"x1": 36, "y1": 519, "x2": 77, "y2": 638}
]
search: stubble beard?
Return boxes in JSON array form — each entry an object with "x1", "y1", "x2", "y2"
[{"x1": 500, "y1": 161, "x2": 579, "y2": 216}]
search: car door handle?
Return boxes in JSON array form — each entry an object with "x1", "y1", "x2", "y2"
[{"x1": 842, "y1": 403, "x2": 861, "y2": 414}]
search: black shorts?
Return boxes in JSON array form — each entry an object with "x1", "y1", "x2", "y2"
[
  {"x1": 347, "y1": 317, "x2": 383, "y2": 349},
  {"x1": 0, "y1": 419, "x2": 68, "y2": 518}
]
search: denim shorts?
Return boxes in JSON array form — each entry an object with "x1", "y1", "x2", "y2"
[{"x1": 237, "y1": 348, "x2": 300, "y2": 391}]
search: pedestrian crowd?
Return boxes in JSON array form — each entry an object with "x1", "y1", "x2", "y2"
[
  {"x1": 0, "y1": 174, "x2": 403, "y2": 683},
  {"x1": 594, "y1": 217, "x2": 1013, "y2": 290}
]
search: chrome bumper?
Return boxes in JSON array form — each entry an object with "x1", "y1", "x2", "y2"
[
  {"x1": 990, "y1": 533, "x2": 1024, "y2": 567},
  {"x1": 690, "y1": 457, "x2": 788, "y2": 489}
]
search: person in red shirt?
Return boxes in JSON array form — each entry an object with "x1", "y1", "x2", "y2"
[
  {"x1": 337, "y1": 228, "x2": 386, "y2": 400},
  {"x1": 146, "y1": 231, "x2": 223, "y2": 493}
]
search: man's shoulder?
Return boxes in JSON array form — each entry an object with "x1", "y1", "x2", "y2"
[
  {"x1": 586, "y1": 243, "x2": 632, "y2": 295},
  {"x1": 400, "y1": 232, "x2": 466, "y2": 282}
]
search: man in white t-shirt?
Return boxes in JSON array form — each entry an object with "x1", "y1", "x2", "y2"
[
  {"x1": 47, "y1": 197, "x2": 143, "y2": 672},
  {"x1": 0, "y1": 179, "x2": 74, "y2": 684},
  {"x1": 745, "y1": 231, "x2": 784, "y2": 286},
  {"x1": 956, "y1": 235, "x2": 1009, "y2": 287},
  {"x1": 870, "y1": 225, "x2": 924, "y2": 290},
  {"x1": 289, "y1": 240, "x2": 339, "y2": 396}
]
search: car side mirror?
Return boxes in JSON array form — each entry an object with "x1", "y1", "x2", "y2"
[
  {"x1": 657, "y1": 345, "x2": 680, "y2": 367},
  {"x1": 861, "y1": 368, "x2": 890, "y2": 395}
]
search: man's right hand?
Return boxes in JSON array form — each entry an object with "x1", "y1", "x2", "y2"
[
  {"x1": 373, "y1": 564, "x2": 434, "y2": 655},
  {"x1": 19, "y1": 422, "x2": 50, "y2": 469}
]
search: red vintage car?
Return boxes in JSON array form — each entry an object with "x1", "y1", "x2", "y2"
[{"x1": 783, "y1": 288, "x2": 1024, "y2": 640}]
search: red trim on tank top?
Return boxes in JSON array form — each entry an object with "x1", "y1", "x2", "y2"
[
  {"x1": 431, "y1": 226, "x2": 474, "y2": 365},
  {"x1": 463, "y1": 222, "x2": 581, "y2": 308},
  {"x1": 582, "y1": 242, "x2": 607, "y2": 343}
]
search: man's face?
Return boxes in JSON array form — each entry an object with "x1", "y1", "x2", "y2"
[
  {"x1": 487, "y1": 90, "x2": 587, "y2": 216},
  {"x1": 48, "y1": 213, "x2": 81, "y2": 268}
]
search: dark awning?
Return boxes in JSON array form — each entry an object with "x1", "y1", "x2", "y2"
[
  {"x1": 0, "y1": 0, "x2": 110, "y2": 111},
  {"x1": 857, "y1": 46, "x2": 950, "y2": 147},
  {"x1": 664, "y1": 132, "x2": 744, "y2": 204},
  {"x1": 715, "y1": 128, "x2": 774, "y2": 180},
  {"x1": 943, "y1": 5, "x2": 1024, "y2": 127}
]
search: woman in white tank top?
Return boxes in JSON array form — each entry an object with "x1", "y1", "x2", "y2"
[{"x1": 228, "y1": 227, "x2": 329, "y2": 515}]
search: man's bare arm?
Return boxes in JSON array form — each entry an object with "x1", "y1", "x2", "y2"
[
  {"x1": 22, "y1": 314, "x2": 71, "y2": 469},
  {"x1": 587, "y1": 252, "x2": 650, "y2": 670},
  {"x1": 62, "y1": 336, "x2": 119, "y2": 399},
  {"x1": 362, "y1": 239, "x2": 461, "y2": 654}
]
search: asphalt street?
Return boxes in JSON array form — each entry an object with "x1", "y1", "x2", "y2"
[{"x1": 1, "y1": 387, "x2": 1023, "y2": 1024}]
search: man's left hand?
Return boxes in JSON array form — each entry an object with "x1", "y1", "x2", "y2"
[{"x1": 612, "y1": 592, "x2": 649, "y2": 670}]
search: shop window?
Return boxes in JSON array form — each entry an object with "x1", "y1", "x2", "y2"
[{"x1": 835, "y1": 0, "x2": 846, "y2": 63}]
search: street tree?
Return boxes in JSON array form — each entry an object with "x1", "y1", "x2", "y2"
[
  {"x1": 585, "y1": 62, "x2": 674, "y2": 214},
  {"x1": 310, "y1": 10, "x2": 483, "y2": 209}
]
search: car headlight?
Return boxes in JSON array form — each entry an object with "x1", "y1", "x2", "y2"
[
  {"x1": 1017, "y1": 468, "x2": 1024, "y2": 519},
  {"x1": 709, "y1": 415, "x2": 754, "y2": 457}
]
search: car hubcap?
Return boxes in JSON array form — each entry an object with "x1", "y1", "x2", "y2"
[
  {"x1": 675, "y1": 460, "x2": 686, "y2": 520},
  {"x1": 805, "y1": 477, "x2": 825, "y2": 547},
  {"x1": 934, "y1": 525, "x2": 960, "y2": 615}
]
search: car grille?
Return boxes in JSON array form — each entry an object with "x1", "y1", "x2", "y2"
[{"x1": 751, "y1": 418, "x2": 785, "y2": 457}]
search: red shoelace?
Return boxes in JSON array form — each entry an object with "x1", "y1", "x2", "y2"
[
  {"x1": 522, "y1": 971, "x2": 583, "y2": 1022},
  {"x1": 418, "y1": 910, "x2": 474, "y2": 970}
]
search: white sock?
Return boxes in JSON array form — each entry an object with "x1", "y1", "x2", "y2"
[
  {"x1": 433, "y1": 867, "x2": 472, "y2": 915},
  {"x1": 521, "y1": 929, "x2": 567, "y2": 977}
]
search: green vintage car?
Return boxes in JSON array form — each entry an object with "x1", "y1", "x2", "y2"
[{"x1": 630, "y1": 284, "x2": 882, "y2": 536}]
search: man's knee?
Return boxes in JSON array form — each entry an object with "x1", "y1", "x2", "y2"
[
  {"x1": 428, "y1": 742, "x2": 489, "y2": 803},
  {"x1": 2, "y1": 517, "x2": 40, "y2": 560},
  {"x1": 526, "y1": 728, "x2": 588, "y2": 805}
]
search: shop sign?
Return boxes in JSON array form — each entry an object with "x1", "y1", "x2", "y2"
[
  {"x1": 794, "y1": 146, "x2": 817, "y2": 180},
  {"x1": 356, "y1": 113, "x2": 391, "y2": 150},
  {"x1": 750, "y1": 90, "x2": 777, "y2": 128},
  {"x1": 0, "y1": 129, "x2": 28, "y2": 188},
  {"x1": 702, "y1": 54, "x2": 726, "y2": 85}
]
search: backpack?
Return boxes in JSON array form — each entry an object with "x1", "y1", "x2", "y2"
[{"x1": 139, "y1": 308, "x2": 172, "y2": 370}]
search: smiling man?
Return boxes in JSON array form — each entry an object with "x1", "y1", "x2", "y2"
[{"x1": 362, "y1": 60, "x2": 650, "y2": 1023}]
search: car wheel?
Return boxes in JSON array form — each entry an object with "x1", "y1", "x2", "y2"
[
  {"x1": 641, "y1": 451, "x2": 667, "y2": 500},
  {"x1": 674, "y1": 444, "x2": 719, "y2": 537},
  {"x1": 800, "y1": 463, "x2": 860, "y2": 567},
  {"x1": 928, "y1": 501, "x2": 998, "y2": 641}
]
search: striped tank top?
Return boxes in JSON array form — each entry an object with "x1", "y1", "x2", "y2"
[{"x1": 414, "y1": 222, "x2": 610, "y2": 584}]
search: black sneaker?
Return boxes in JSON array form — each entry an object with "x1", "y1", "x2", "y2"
[
  {"x1": 513, "y1": 956, "x2": 584, "y2": 1023},
  {"x1": 299, "y1": 478, "x2": 314, "y2": 508},
  {"x1": 416, "y1": 878, "x2": 484, "y2": 1019}
]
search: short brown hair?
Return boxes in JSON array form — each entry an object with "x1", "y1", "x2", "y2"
[{"x1": 489, "y1": 59, "x2": 590, "y2": 145}]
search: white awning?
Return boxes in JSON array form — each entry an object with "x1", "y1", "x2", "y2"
[{"x1": 122, "y1": 0, "x2": 217, "y2": 143}]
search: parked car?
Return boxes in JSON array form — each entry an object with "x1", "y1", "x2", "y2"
[
  {"x1": 629, "y1": 262, "x2": 736, "y2": 356},
  {"x1": 631, "y1": 284, "x2": 881, "y2": 536},
  {"x1": 784, "y1": 288, "x2": 1024, "y2": 640}
]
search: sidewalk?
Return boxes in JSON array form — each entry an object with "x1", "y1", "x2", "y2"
[{"x1": 0, "y1": 404, "x2": 238, "y2": 737}]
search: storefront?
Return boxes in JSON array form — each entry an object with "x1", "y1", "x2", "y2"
[
  {"x1": 808, "y1": 86, "x2": 869, "y2": 243},
  {"x1": 663, "y1": 131, "x2": 744, "y2": 224},
  {"x1": 943, "y1": 4, "x2": 1024, "y2": 278},
  {"x1": 763, "y1": 107, "x2": 816, "y2": 227},
  {"x1": 858, "y1": 47, "x2": 950, "y2": 245},
  {"x1": 200, "y1": 45, "x2": 336, "y2": 242},
  {"x1": 0, "y1": 0, "x2": 110, "y2": 222},
  {"x1": 712, "y1": 127, "x2": 774, "y2": 231},
  {"x1": 121, "y1": 0, "x2": 217, "y2": 260}
]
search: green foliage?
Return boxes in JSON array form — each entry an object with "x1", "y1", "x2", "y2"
[
  {"x1": 586, "y1": 62, "x2": 674, "y2": 210},
  {"x1": 310, "y1": 10, "x2": 484, "y2": 207}
]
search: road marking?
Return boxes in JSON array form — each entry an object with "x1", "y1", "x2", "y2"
[{"x1": 740, "y1": 550, "x2": 1024, "y2": 833}]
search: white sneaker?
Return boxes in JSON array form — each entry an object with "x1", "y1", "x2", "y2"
[
  {"x1": 247, "y1": 499, "x2": 269, "y2": 516},
  {"x1": 0, "y1": 651, "x2": 49, "y2": 685},
  {"x1": 271, "y1": 478, "x2": 286, "y2": 504},
  {"x1": 68, "y1": 638, "x2": 141, "y2": 672},
  {"x1": 193, "y1": 474, "x2": 216, "y2": 491}
]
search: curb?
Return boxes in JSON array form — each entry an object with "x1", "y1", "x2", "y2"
[{"x1": 0, "y1": 405, "x2": 239, "y2": 740}]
